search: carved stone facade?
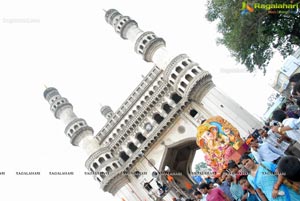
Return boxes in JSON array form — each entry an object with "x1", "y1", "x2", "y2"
[{"x1": 44, "y1": 9, "x2": 263, "y2": 200}]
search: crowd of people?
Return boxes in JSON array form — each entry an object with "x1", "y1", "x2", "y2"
[{"x1": 176, "y1": 74, "x2": 300, "y2": 201}]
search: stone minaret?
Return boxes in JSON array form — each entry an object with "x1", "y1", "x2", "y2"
[{"x1": 43, "y1": 87, "x2": 100, "y2": 155}]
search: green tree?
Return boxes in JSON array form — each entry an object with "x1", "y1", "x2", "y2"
[{"x1": 206, "y1": 0, "x2": 300, "y2": 73}]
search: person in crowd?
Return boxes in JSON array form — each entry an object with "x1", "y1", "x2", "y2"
[
  {"x1": 272, "y1": 110, "x2": 300, "y2": 158},
  {"x1": 196, "y1": 183, "x2": 207, "y2": 201},
  {"x1": 194, "y1": 190, "x2": 204, "y2": 201},
  {"x1": 228, "y1": 160, "x2": 248, "y2": 176},
  {"x1": 198, "y1": 183, "x2": 230, "y2": 201},
  {"x1": 277, "y1": 155, "x2": 300, "y2": 183},
  {"x1": 218, "y1": 171, "x2": 235, "y2": 201},
  {"x1": 208, "y1": 181, "x2": 214, "y2": 190},
  {"x1": 238, "y1": 175, "x2": 261, "y2": 201},
  {"x1": 272, "y1": 110, "x2": 300, "y2": 141},
  {"x1": 289, "y1": 73, "x2": 300, "y2": 87},
  {"x1": 273, "y1": 156, "x2": 300, "y2": 194},
  {"x1": 227, "y1": 174, "x2": 244, "y2": 201},
  {"x1": 289, "y1": 73, "x2": 300, "y2": 99},
  {"x1": 250, "y1": 129, "x2": 263, "y2": 143},
  {"x1": 227, "y1": 161, "x2": 247, "y2": 201},
  {"x1": 280, "y1": 103, "x2": 299, "y2": 119},
  {"x1": 249, "y1": 140, "x2": 284, "y2": 164},
  {"x1": 240, "y1": 154, "x2": 300, "y2": 200},
  {"x1": 260, "y1": 128, "x2": 300, "y2": 158}
]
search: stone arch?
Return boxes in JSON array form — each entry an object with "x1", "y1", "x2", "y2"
[
  {"x1": 119, "y1": 151, "x2": 129, "y2": 162},
  {"x1": 127, "y1": 142, "x2": 138, "y2": 152},
  {"x1": 171, "y1": 93, "x2": 182, "y2": 103},
  {"x1": 98, "y1": 157, "x2": 105, "y2": 164},
  {"x1": 162, "y1": 103, "x2": 172, "y2": 114},
  {"x1": 158, "y1": 137, "x2": 198, "y2": 192},
  {"x1": 92, "y1": 162, "x2": 98, "y2": 169},
  {"x1": 136, "y1": 133, "x2": 146, "y2": 143},
  {"x1": 153, "y1": 113, "x2": 164, "y2": 124},
  {"x1": 106, "y1": 166, "x2": 112, "y2": 173},
  {"x1": 185, "y1": 73, "x2": 193, "y2": 82},
  {"x1": 189, "y1": 109, "x2": 198, "y2": 118},
  {"x1": 112, "y1": 163, "x2": 118, "y2": 169}
]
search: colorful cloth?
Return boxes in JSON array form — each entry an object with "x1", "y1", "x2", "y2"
[
  {"x1": 261, "y1": 162, "x2": 300, "y2": 195},
  {"x1": 247, "y1": 162, "x2": 300, "y2": 201},
  {"x1": 219, "y1": 181, "x2": 234, "y2": 201},
  {"x1": 206, "y1": 188, "x2": 227, "y2": 201},
  {"x1": 245, "y1": 191, "x2": 261, "y2": 201},
  {"x1": 230, "y1": 183, "x2": 244, "y2": 201}
]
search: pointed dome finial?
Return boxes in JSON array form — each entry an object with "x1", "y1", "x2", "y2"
[
  {"x1": 100, "y1": 105, "x2": 114, "y2": 120},
  {"x1": 43, "y1": 87, "x2": 58, "y2": 100}
]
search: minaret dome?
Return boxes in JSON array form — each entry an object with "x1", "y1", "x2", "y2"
[{"x1": 100, "y1": 105, "x2": 114, "y2": 120}]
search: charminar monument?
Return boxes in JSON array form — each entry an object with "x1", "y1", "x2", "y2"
[{"x1": 43, "y1": 9, "x2": 262, "y2": 201}]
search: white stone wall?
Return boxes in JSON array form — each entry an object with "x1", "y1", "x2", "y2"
[
  {"x1": 199, "y1": 87, "x2": 263, "y2": 138},
  {"x1": 115, "y1": 184, "x2": 147, "y2": 201}
]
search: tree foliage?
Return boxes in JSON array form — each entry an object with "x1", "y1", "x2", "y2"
[{"x1": 206, "y1": 0, "x2": 300, "y2": 73}]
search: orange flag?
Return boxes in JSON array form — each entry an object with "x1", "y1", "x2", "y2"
[
  {"x1": 167, "y1": 175, "x2": 174, "y2": 182},
  {"x1": 184, "y1": 181, "x2": 192, "y2": 190}
]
